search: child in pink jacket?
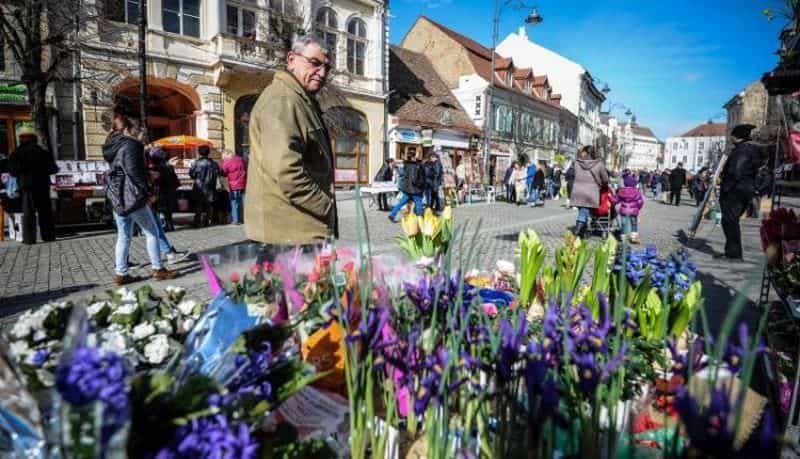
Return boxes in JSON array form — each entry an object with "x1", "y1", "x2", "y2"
[{"x1": 616, "y1": 173, "x2": 645, "y2": 243}]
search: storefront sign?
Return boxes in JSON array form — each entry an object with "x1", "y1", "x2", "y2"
[
  {"x1": 335, "y1": 169, "x2": 358, "y2": 182},
  {"x1": 0, "y1": 83, "x2": 29, "y2": 105},
  {"x1": 421, "y1": 129, "x2": 433, "y2": 147},
  {"x1": 396, "y1": 129, "x2": 420, "y2": 143}
]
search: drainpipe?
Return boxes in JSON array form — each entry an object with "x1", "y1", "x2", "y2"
[
  {"x1": 382, "y1": 0, "x2": 390, "y2": 162},
  {"x1": 72, "y1": 0, "x2": 81, "y2": 159}
]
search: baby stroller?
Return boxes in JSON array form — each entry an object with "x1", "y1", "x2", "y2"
[{"x1": 590, "y1": 185, "x2": 618, "y2": 239}]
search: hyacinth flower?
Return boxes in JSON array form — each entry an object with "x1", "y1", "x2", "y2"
[
  {"x1": 153, "y1": 413, "x2": 259, "y2": 459},
  {"x1": 674, "y1": 384, "x2": 780, "y2": 458}
]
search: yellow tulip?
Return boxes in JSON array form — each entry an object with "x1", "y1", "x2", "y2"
[
  {"x1": 401, "y1": 213, "x2": 419, "y2": 236},
  {"x1": 421, "y1": 211, "x2": 441, "y2": 238},
  {"x1": 442, "y1": 206, "x2": 453, "y2": 221}
]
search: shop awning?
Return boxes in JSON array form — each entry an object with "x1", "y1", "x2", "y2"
[{"x1": 152, "y1": 135, "x2": 214, "y2": 149}]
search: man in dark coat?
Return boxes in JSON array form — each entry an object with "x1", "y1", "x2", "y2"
[
  {"x1": 716, "y1": 124, "x2": 760, "y2": 260},
  {"x1": 8, "y1": 128, "x2": 58, "y2": 244},
  {"x1": 669, "y1": 163, "x2": 687, "y2": 206},
  {"x1": 189, "y1": 145, "x2": 220, "y2": 227},
  {"x1": 374, "y1": 158, "x2": 395, "y2": 211},
  {"x1": 388, "y1": 151, "x2": 425, "y2": 222},
  {"x1": 424, "y1": 153, "x2": 444, "y2": 212}
]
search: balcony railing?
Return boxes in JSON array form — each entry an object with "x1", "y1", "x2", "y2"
[{"x1": 214, "y1": 34, "x2": 280, "y2": 68}]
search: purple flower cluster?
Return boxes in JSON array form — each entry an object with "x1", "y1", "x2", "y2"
[
  {"x1": 674, "y1": 384, "x2": 779, "y2": 458},
  {"x1": 55, "y1": 345, "x2": 131, "y2": 447},
  {"x1": 403, "y1": 272, "x2": 475, "y2": 317},
  {"x1": 615, "y1": 246, "x2": 697, "y2": 302},
  {"x1": 55, "y1": 346, "x2": 130, "y2": 412},
  {"x1": 544, "y1": 295, "x2": 628, "y2": 395},
  {"x1": 722, "y1": 323, "x2": 765, "y2": 374},
  {"x1": 153, "y1": 414, "x2": 259, "y2": 459},
  {"x1": 225, "y1": 342, "x2": 275, "y2": 404},
  {"x1": 666, "y1": 338, "x2": 706, "y2": 379}
]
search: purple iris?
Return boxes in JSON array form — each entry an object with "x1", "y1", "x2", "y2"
[
  {"x1": 346, "y1": 304, "x2": 392, "y2": 353},
  {"x1": 153, "y1": 414, "x2": 259, "y2": 459},
  {"x1": 570, "y1": 342, "x2": 628, "y2": 394},
  {"x1": 497, "y1": 312, "x2": 528, "y2": 383},
  {"x1": 413, "y1": 347, "x2": 466, "y2": 416},
  {"x1": 667, "y1": 338, "x2": 706, "y2": 379},
  {"x1": 723, "y1": 323, "x2": 764, "y2": 374},
  {"x1": 524, "y1": 342, "x2": 559, "y2": 421}
]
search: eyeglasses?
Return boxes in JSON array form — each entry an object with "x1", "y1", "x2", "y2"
[{"x1": 294, "y1": 53, "x2": 332, "y2": 73}]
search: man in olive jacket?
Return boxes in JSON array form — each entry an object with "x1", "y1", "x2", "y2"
[{"x1": 245, "y1": 35, "x2": 337, "y2": 250}]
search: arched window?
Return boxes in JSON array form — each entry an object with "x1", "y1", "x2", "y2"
[
  {"x1": 346, "y1": 18, "x2": 367, "y2": 76},
  {"x1": 326, "y1": 107, "x2": 369, "y2": 183},
  {"x1": 315, "y1": 7, "x2": 338, "y2": 68},
  {"x1": 234, "y1": 95, "x2": 258, "y2": 162}
]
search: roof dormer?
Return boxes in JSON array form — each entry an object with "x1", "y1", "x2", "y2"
[{"x1": 494, "y1": 55, "x2": 514, "y2": 86}]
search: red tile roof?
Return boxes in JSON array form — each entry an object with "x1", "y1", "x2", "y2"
[
  {"x1": 513, "y1": 68, "x2": 534, "y2": 79},
  {"x1": 678, "y1": 122, "x2": 727, "y2": 138},
  {"x1": 533, "y1": 75, "x2": 548, "y2": 86},
  {"x1": 389, "y1": 46, "x2": 481, "y2": 134}
]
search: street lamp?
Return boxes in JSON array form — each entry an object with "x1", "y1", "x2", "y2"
[{"x1": 482, "y1": 1, "x2": 543, "y2": 184}]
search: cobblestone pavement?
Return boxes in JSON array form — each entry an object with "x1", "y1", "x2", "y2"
[{"x1": 0, "y1": 191, "x2": 767, "y2": 333}]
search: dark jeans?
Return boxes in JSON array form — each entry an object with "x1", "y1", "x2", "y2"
[
  {"x1": 230, "y1": 190, "x2": 244, "y2": 224},
  {"x1": 670, "y1": 187, "x2": 682, "y2": 206},
  {"x1": 720, "y1": 190, "x2": 749, "y2": 259},
  {"x1": 194, "y1": 190, "x2": 214, "y2": 227},
  {"x1": 21, "y1": 187, "x2": 55, "y2": 244},
  {"x1": 425, "y1": 188, "x2": 441, "y2": 212},
  {"x1": 377, "y1": 192, "x2": 390, "y2": 211},
  {"x1": 506, "y1": 184, "x2": 515, "y2": 203}
]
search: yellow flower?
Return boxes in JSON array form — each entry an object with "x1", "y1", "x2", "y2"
[
  {"x1": 442, "y1": 206, "x2": 453, "y2": 221},
  {"x1": 401, "y1": 213, "x2": 419, "y2": 236},
  {"x1": 420, "y1": 209, "x2": 441, "y2": 238}
]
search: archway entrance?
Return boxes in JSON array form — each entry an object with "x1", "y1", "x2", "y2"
[{"x1": 114, "y1": 77, "x2": 201, "y2": 150}]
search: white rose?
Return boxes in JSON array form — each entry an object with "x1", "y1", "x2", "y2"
[
  {"x1": 9, "y1": 340, "x2": 30, "y2": 360},
  {"x1": 144, "y1": 334, "x2": 170, "y2": 365},
  {"x1": 113, "y1": 303, "x2": 137, "y2": 315},
  {"x1": 117, "y1": 287, "x2": 137, "y2": 303},
  {"x1": 10, "y1": 319, "x2": 31, "y2": 340},
  {"x1": 101, "y1": 331, "x2": 128, "y2": 355},
  {"x1": 154, "y1": 320, "x2": 174, "y2": 335},
  {"x1": 132, "y1": 322, "x2": 156, "y2": 341},
  {"x1": 87, "y1": 301, "x2": 109, "y2": 317},
  {"x1": 165, "y1": 286, "x2": 185, "y2": 296},
  {"x1": 496, "y1": 259, "x2": 516, "y2": 275},
  {"x1": 179, "y1": 318, "x2": 195, "y2": 334},
  {"x1": 176, "y1": 300, "x2": 198, "y2": 316},
  {"x1": 247, "y1": 303, "x2": 276, "y2": 318},
  {"x1": 32, "y1": 329, "x2": 47, "y2": 343}
]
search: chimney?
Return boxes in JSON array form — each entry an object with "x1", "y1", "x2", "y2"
[{"x1": 519, "y1": 26, "x2": 527, "y2": 40}]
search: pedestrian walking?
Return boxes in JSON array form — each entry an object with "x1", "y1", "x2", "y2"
[
  {"x1": 103, "y1": 97, "x2": 177, "y2": 285},
  {"x1": 651, "y1": 171, "x2": 661, "y2": 200},
  {"x1": 716, "y1": 124, "x2": 760, "y2": 261},
  {"x1": 571, "y1": 146, "x2": 609, "y2": 238},
  {"x1": 525, "y1": 161, "x2": 537, "y2": 206},
  {"x1": 660, "y1": 169, "x2": 671, "y2": 203},
  {"x1": 245, "y1": 35, "x2": 337, "y2": 260},
  {"x1": 530, "y1": 160, "x2": 546, "y2": 207},
  {"x1": 189, "y1": 145, "x2": 220, "y2": 227},
  {"x1": 638, "y1": 169, "x2": 649, "y2": 198},
  {"x1": 374, "y1": 158, "x2": 395, "y2": 211},
  {"x1": 616, "y1": 173, "x2": 645, "y2": 244},
  {"x1": 221, "y1": 150, "x2": 247, "y2": 224},
  {"x1": 512, "y1": 162, "x2": 527, "y2": 206},
  {"x1": 7, "y1": 126, "x2": 58, "y2": 244},
  {"x1": 669, "y1": 163, "x2": 687, "y2": 206},
  {"x1": 552, "y1": 167, "x2": 562, "y2": 201},
  {"x1": 425, "y1": 153, "x2": 444, "y2": 212},
  {"x1": 565, "y1": 163, "x2": 576, "y2": 207},
  {"x1": 389, "y1": 151, "x2": 426, "y2": 221},
  {"x1": 693, "y1": 167, "x2": 710, "y2": 207},
  {"x1": 147, "y1": 147, "x2": 179, "y2": 231},
  {"x1": 503, "y1": 162, "x2": 516, "y2": 203}
]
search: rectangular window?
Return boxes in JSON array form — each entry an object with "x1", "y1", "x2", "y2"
[
  {"x1": 697, "y1": 155, "x2": 703, "y2": 164},
  {"x1": 682, "y1": 155, "x2": 687, "y2": 163},
  {"x1": 698, "y1": 141, "x2": 704, "y2": 150},
  {"x1": 474, "y1": 95, "x2": 482, "y2": 117},
  {"x1": 226, "y1": 5, "x2": 238, "y2": 35},
  {"x1": 163, "y1": 0, "x2": 200, "y2": 37},
  {"x1": 347, "y1": 39, "x2": 366, "y2": 75},
  {"x1": 672, "y1": 155, "x2": 677, "y2": 164}
]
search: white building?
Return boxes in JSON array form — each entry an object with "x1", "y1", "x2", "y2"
[
  {"x1": 599, "y1": 114, "x2": 661, "y2": 170},
  {"x1": 664, "y1": 122, "x2": 726, "y2": 172},
  {"x1": 496, "y1": 28, "x2": 606, "y2": 153}
]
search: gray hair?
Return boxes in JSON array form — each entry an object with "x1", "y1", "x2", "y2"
[{"x1": 291, "y1": 34, "x2": 329, "y2": 55}]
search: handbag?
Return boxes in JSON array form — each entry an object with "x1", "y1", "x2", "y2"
[{"x1": 106, "y1": 155, "x2": 148, "y2": 216}]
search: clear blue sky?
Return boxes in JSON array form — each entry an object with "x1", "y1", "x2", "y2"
[{"x1": 389, "y1": 0, "x2": 787, "y2": 139}]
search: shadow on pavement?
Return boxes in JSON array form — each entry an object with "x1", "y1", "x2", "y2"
[{"x1": 0, "y1": 284, "x2": 99, "y2": 319}]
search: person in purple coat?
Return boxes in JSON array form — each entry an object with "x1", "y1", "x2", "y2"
[{"x1": 615, "y1": 173, "x2": 645, "y2": 244}]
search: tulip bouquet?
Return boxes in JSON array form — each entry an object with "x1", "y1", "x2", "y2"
[{"x1": 395, "y1": 207, "x2": 454, "y2": 261}]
